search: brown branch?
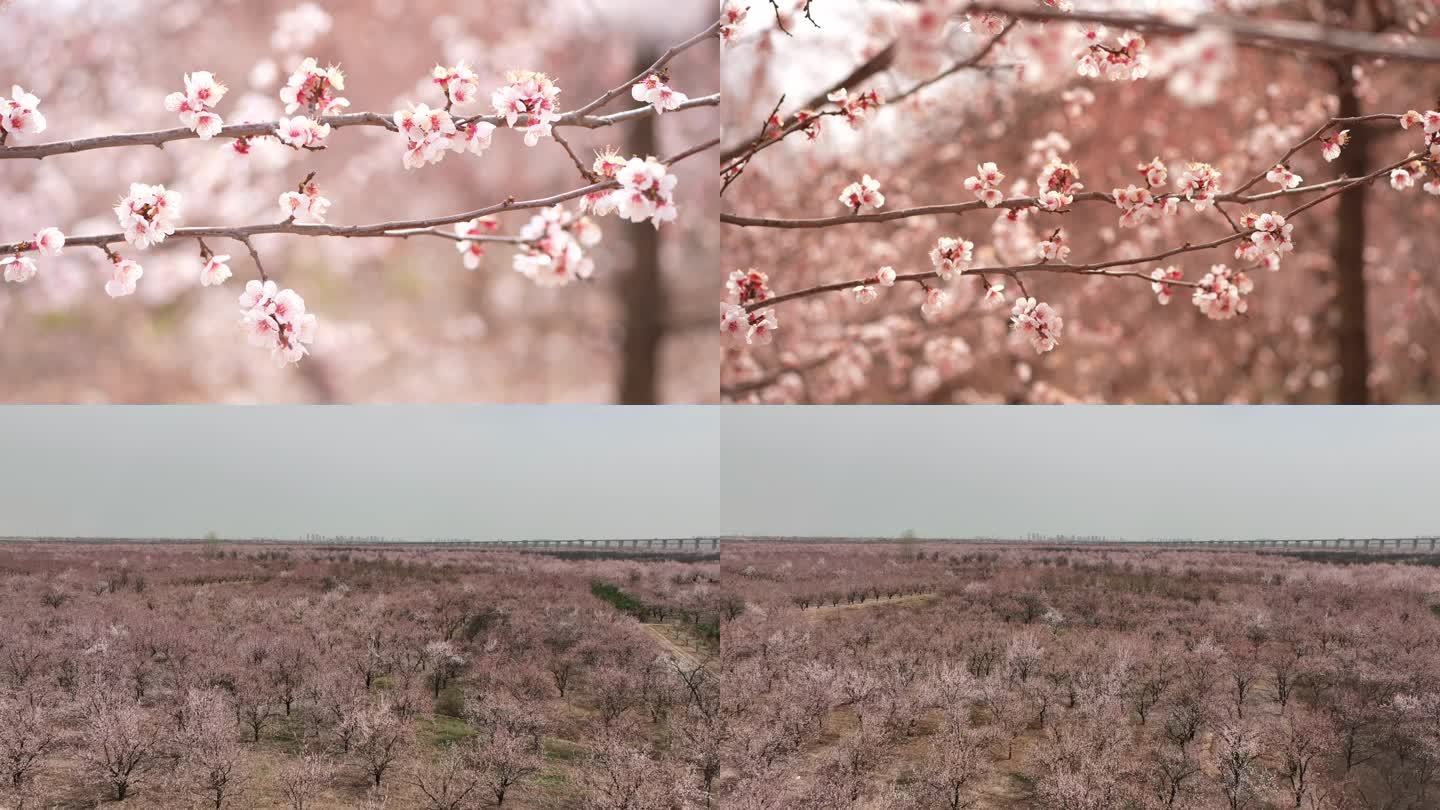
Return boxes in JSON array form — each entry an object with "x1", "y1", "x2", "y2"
[
  {"x1": 0, "y1": 138, "x2": 716, "y2": 255},
  {"x1": 569, "y1": 18, "x2": 723, "y2": 117},
  {"x1": 719, "y1": 42, "x2": 898, "y2": 164},
  {"x1": 742, "y1": 155, "x2": 1415, "y2": 313},
  {"x1": 0, "y1": 95, "x2": 719, "y2": 162},
  {"x1": 960, "y1": 2, "x2": 1440, "y2": 63},
  {"x1": 888, "y1": 20, "x2": 1019, "y2": 106}
]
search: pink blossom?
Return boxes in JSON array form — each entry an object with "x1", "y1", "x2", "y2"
[
  {"x1": 1137, "y1": 157, "x2": 1168, "y2": 188},
  {"x1": 1, "y1": 255, "x2": 38, "y2": 284},
  {"x1": 1150, "y1": 266, "x2": 1183, "y2": 305},
  {"x1": 852, "y1": 284, "x2": 878, "y2": 304},
  {"x1": 825, "y1": 87, "x2": 883, "y2": 128},
  {"x1": 275, "y1": 115, "x2": 331, "y2": 149},
  {"x1": 105, "y1": 257, "x2": 144, "y2": 298},
  {"x1": 491, "y1": 70, "x2": 561, "y2": 146},
  {"x1": 610, "y1": 157, "x2": 679, "y2": 227},
  {"x1": 964, "y1": 162, "x2": 1006, "y2": 207},
  {"x1": 1266, "y1": 164, "x2": 1303, "y2": 190},
  {"x1": 921, "y1": 287, "x2": 950, "y2": 319},
  {"x1": 1191, "y1": 263, "x2": 1251, "y2": 319},
  {"x1": 165, "y1": 71, "x2": 227, "y2": 138},
  {"x1": 279, "y1": 57, "x2": 348, "y2": 116},
  {"x1": 114, "y1": 183, "x2": 183, "y2": 248},
  {"x1": 431, "y1": 62, "x2": 480, "y2": 107},
  {"x1": 747, "y1": 309, "x2": 778, "y2": 345},
  {"x1": 512, "y1": 204, "x2": 601, "y2": 287},
  {"x1": 876, "y1": 266, "x2": 897, "y2": 287},
  {"x1": 1320, "y1": 130, "x2": 1350, "y2": 162},
  {"x1": 1177, "y1": 161, "x2": 1222, "y2": 210},
  {"x1": 453, "y1": 216, "x2": 499, "y2": 271},
  {"x1": 199, "y1": 254, "x2": 232, "y2": 287},
  {"x1": 32, "y1": 227, "x2": 65, "y2": 257},
  {"x1": 0, "y1": 85, "x2": 47, "y2": 138},
  {"x1": 631, "y1": 74, "x2": 689, "y2": 115},
  {"x1": 838, "y1": 174, "x2": 884, "y2": 211},
  {"x1": 278, "y1": 182, "x2": 331, "y2": 224},
  {"x1": 1038, "y1": 231, "x2": 1071, "y2": 262},
  {"x1": 929, "y1": 236, "x2": 974, "y2": 280},
  {"x1": 1010, "y1": 297, "x2": 1063, "y2": 353},
  {"x1": 720, "y1": 1, "x2": 748, "y2": 46}
]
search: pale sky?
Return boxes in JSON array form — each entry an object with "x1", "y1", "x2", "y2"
[
  {"x1": 0, "y1": 406, "x2": 717, "y2": 541},
  {"x1": 720, "y1": 407, "x2": 1440, "y2": 541}
]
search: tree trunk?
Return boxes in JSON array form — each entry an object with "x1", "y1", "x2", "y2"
[
  {"x1": 1333, "y1": 60, "x2": 1371, "y2": 404},
  {"x1": 617, "y1": 47, "x2": 666, "y2": 404}
]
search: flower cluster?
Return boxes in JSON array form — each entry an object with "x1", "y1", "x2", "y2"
[
  {"x1": 164, "y1": 72, "x2": 227, "y2": 139},
  {"x1": 1112, "y1": 184, "x2": 1174, "y2": 228},
  {"x1": 394, "y1": 103, "x2": 495, "y2": 169},
  {"x1": 239, "y1": 280, "x2": 318, "y2": 366},
  {"x1": 276, "y1": 115, "x2": 332, "y2": 149},
  {"x1": 1177, "y1": 162, "x2": 1222, "y2": 210},
  {"x1": 720, "y1": 2, "x2": 748, "y2": 46},
  {"x1": 587, "y1": 156, "x2": 678, "y2": 227},
  {"x1": 1010, "y1": 297, "x2": 1064, "y2": 354},
  {"x1": 279, "y1": 179, "x2": 331, "y2": 224},
  {"x1": 1036, "y1": 159, "x2": 1084, "y2": 211},
  {"x1": 631, "y1": 73, "x2": 689, "y2": 115},
  {"x1": 826, "y1": 87, "x2": 883, "y2": 128},
  {"x1": 726, "y1": 268, "x2": 773, "y2": 307},
  {"x1": 492, "y1": 70, "x2": 562, "y2": 146},
  {"x1": 1191, "y1": 264, "x2": 1251, "y2": 320},
  {"x1": 1077, "y1": 31, "x2": 1148, "y2": 81},
  {"x1": 850, "y1": 265, "x2": 896, "y2": 304},
  {"x1": 722, "y1": 269, "x2": 778, "y2": 346},
  {"x1": 964, "y1": 162, "x2": 1006, "y2": 207},
  {"x1": 513, "y1": 204, "x2": 601, "y2": 288},
  {"x1": 1137, "y1": 157, "x2": 1167, "y2": 188},
  {"x1": 1038, "y1": 230, "x2": 1071, "y2": 262},
  {"x1": 454, "y1": 216, "x2": 499, "y2": 270},
  {"x1": 723, "y1": 306, "x2": 778, "y2": 345},
  {"x1": 280, "y1": 58, "x2": 349, "y2": 115},
  {"x1": 929, "y1": 236, "x2": 974, "y2": 280},
  {"x1": 1265, "y1": 163, "x2": 1302, "y2": 190},
  {"x1": 838, "y1": 174, "x2": 885, "y2": 211},
  {"x1": 1, "y1": 228, "x2": 64, "y2": 284},
  {"x1": 1149, "y1": 266, "x2": 1183, "y2": 305},
  {"x1": 114, "y1": 183, "x2": 183, "y2": 249},
  {"x1": 105, "y1": 256, "x2": 145, "y2": 298},
  {"x1": 1236, "y1": 211, "x2": 1294, "y2": 270},
  {"x1": 432, "y1": 62, "x2": 480, "y2": 107},
  {"x1": 0, "y1": 85, "x2": 45, "y2": 138}
]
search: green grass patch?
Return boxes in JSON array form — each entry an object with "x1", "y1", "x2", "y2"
[
  {"x1": 543, "y1": 737, "x2": 587, "y2": 762},
  {"x1": 417, "y1": 714, "x2": 474, "y2": 748}
]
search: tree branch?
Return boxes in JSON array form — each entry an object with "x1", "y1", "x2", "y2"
[
  {"x1": 0, "y1": 138, "x2": 717, "y2": 255},
  {"x1": 960, "y1": 2, "x2": 1440, "y2": 63}
]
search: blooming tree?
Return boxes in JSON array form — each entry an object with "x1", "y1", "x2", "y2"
[
  {"x1": 720, "y1": 0, "x2": 1440, "y2": 403},
  {"x1": 0, "y1": 2, "x2": 719, "y2": 401}
]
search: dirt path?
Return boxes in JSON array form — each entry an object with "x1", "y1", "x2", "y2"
[
  {"x1": 805, "y1": 592, "x2": 939, "y2": 618},
  {"x1": 643, "y1": 623, "x2": 706, "y2": 668}
]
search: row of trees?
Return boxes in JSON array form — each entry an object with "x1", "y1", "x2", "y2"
[
  {"x1": 720, "y1": 542, "x2": 1440, "y2": 808},
  {"x1": 0, "y1": 542, "x2": 721, "y2": 807}
]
